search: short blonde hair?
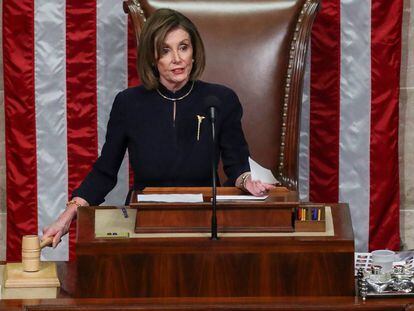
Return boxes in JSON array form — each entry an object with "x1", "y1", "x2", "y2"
[{"x1": 138, "y1": 8, "x2": 206, "y2": 90}]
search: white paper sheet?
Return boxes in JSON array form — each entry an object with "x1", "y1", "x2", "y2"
[
  {"x1": 137, "y1": 193, "x2": 204, "y2": 203},
  {"x1": 216, "y1": 195, "x2": 268, "y2": 201},
  {"x1": 249, "y1": 157, "x2": 279, "y2": 184}
]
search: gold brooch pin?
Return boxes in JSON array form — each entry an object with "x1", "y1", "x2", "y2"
[{"x1": 196, "y1": 115, "x2": 205, "y2": 141}]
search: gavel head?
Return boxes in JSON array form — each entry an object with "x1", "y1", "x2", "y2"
[{"x1": 21, "y1": 235, "x2": 41, "y2": 272}]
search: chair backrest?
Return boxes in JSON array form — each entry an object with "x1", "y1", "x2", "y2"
[{"x1": 124, "y1": 0, "x2": 320, "y2": 190}]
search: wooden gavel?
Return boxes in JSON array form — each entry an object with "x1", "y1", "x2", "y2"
[{"x1": 21, "y1": 235, "x2": 53, "y2": 272}]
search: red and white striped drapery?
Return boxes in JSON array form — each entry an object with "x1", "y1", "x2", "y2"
[{"x1": 3, "y1": 0, "x2": 401, "y2": 261}]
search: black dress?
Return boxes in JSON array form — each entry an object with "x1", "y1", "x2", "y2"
[{"x1": 73, "y1": 80, "x2": 250, "y2": 205}]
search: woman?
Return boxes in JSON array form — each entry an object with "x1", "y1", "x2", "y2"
[{"x1": 43, "y1": 8, "x2": 275, "y2": 247}]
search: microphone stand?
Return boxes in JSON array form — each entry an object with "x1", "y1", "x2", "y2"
[{"x1": 209, "y1": 107, "x2": 219, "y2": 240}]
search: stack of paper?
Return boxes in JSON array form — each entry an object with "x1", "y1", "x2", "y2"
[{"x1": 137, "y1": 194, "x2": 203, "y2": 203}]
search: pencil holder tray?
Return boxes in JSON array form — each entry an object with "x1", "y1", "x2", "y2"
[{"x1": 294, "y1": 205, "x2": 326, "y2": 232}]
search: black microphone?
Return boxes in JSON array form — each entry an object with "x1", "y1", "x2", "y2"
[
  {"x1": 204, "y1": 95, "x2": 221, "y2": 122},
  {"x1": 203, "y1": 96, "x2": 221, "y2": 240}
]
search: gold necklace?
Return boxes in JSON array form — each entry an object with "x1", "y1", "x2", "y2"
[{"x1": 156, "y1": 81, "x2": 195, "y2": 125}]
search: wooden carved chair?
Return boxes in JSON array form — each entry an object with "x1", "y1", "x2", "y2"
[{"x1": 123, "y1": 0, "x2": 320, "y2": 192}]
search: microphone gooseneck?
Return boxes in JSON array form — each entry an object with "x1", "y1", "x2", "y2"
[{"x1": 203, "y1": 96, "x2": 221, "y2": 240}]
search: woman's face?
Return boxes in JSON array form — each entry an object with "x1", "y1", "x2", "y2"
[{"x1": 156, "y1": 28, "x2": 193, "y2": 92}]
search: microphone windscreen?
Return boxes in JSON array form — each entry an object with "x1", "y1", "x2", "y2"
[{"x1": 203, "y1": 95, "x2": 221, "y2": 111}]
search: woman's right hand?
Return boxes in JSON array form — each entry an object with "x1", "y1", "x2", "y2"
[{"x1": 42, "y1": 197, "x2": 87, "y2": 248}]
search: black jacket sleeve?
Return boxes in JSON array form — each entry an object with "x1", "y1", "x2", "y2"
[
  {"x1": 219, "y1": 89, "x2": 250, "y2": 186},
  {"x1": 72, "y1": 91, "x2": 128, "y2": 205}
]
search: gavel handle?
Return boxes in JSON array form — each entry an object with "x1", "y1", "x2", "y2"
[{"x1": 40, "y1": 236, "x2": 53, "y2": 249}]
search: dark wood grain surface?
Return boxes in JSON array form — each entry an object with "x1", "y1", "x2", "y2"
[
  {"x1": 133, "y1": 188, "x2": 297, "y2": 233},
  {"x1": 73, "y1": 188, "x2": 355, "y2": 298}
]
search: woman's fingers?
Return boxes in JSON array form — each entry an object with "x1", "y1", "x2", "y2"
[
  {"x1": 255, "y1": 182, "x2": 266, "y2": 194},
  {"x1": 52, "y1": 231, "x2": 63, "y2": 248},
  {"x1": 244, "y1": 177, "x2": 278, "y2": 196},
  {"x1": 245, "y1": 179, "x2": 265, "y2": 196},
  {"x1": 42, "y1": 226, "x2": 58, "y2": 240},
  {"x1": 263, "y1": 183, "x2": 277, "y2": 190},
  {"x1": 42, "y1": 220, "x2": 66, "y2": 248},
  {"x1": 250, "y1": 180, "x2": 277, "y2": 196},
  {"x1": 41, "y1": 205, "x2": 78, "y2": 249}
]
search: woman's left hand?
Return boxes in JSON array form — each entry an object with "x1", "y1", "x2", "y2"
[{"x1": 244, "y1": 175, "x2": 276, "y2": 196}]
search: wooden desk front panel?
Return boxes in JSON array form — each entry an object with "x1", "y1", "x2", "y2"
[
  {"x1": 75, "y1": 251, "x2": 353, "y2": 298},
  {"x1": 75, "y1": 203, "x2": 354, "y2": 298}
]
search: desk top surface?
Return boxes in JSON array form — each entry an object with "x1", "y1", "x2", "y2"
[{"x1": 76, "y1": 199, "x2": 354, "y2": 253}]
